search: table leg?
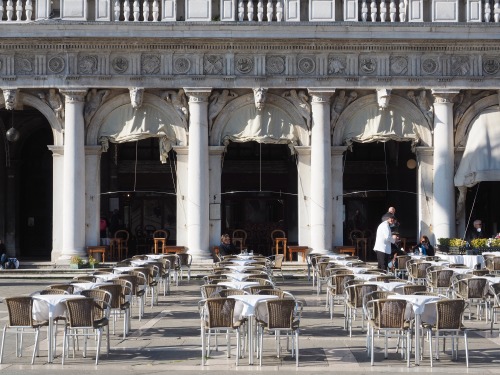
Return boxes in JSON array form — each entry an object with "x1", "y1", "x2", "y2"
[
  {"x1": 48, "y1": 308, "x2": 54, "y2": 363},
  {"x1": 248, "y1": 316, "x2": 254, "y2": 364},
  {"x1": 415, "y1": 313, "x2": 420, "y2": 366}
]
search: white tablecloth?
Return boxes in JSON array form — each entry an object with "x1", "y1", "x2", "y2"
[
  {"x1": 223, "y1": 272, "x2": 254, "y2": 281},
  {"x1": 71, "y1": 282, "x2": 111, "y2": 293},
  {"x1": 367, "y1": 281, "x2": 407, "y2": 291},
  {"x1": 223, "y1": 265, "x2": 257, "y2": 272},
  {"x1": 32, "y1": 294, "x2": 86, "y2": 321},
  {"x1": 229, "y1": 259, "x2": 258, "y2": 265},
  {"x1": 218, "y1": 281, "x2": 260, "y2": 290},
  {"x1": 354, "y1": 273, "x2": 379, "y2": 281},
  {"x1": 439, "y1": 254, "x2": 484, "y2": 269},
  {"x1": 229, "y1": 294, "x2": 279, "y2": 320}
]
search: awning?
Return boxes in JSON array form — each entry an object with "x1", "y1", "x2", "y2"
[{"x1": 454, "y1": 108, "x2": 500, "y2": 187}]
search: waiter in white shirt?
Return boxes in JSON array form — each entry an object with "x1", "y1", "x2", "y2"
[{"x1": 374, "y1": 213, "x2": 398, "y2": 271}]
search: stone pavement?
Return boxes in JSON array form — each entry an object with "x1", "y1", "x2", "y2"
[{"x1": 0, "y1": 274, "x2": 500, "y2": 375}]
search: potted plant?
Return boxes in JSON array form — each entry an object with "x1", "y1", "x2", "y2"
[
  {"x1": 437, "y1": 238, "x2": 467, "y2": 254},
  {"x1": 88, "y1": 255, "x2": 99, "y2": 269},
  {"x1": 70, "y1": 255, "x2": 84, "y2": 269}
]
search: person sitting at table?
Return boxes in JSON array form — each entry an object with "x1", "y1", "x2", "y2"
[
  {"x1": 388, "y1": 232, "x2": 406, "y2": 272},
  {"x1": 219, "y1": 234, "x2": 238, "y2": 257},
  {"x1": 467, "y1": 219, "x2": 487, "y2": 241},
  {"x1": 412, "y1": 235, "x2": 435, "y2": 256}
]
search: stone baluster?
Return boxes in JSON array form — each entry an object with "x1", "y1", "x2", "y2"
[
  {"x1": 276, "y1": 0, "x2": 282, "y2": 21},
  {"x1": 495, "y1": 0, "x2": 500, "y2": 22},
  {"x1": 152, "y1": 0, "x2": 159, "y2": 20},
  {"x1": 15, "y1": 0, "x2": 22, "y2": 20},
  {"x1": 380, "y1": 0, "x2": 387, "y2": 21},
  {"x1": 6, "y1": 0, "x2": 13, "y2": 21},
  {"x1": 389, "y1": 0, "x2": 396, "y2": 21},
  {"x1": 124, "y1": 0, "x2": 130, "y2": 20},
  {"x1": 399, "y1": 0, "x2": 406, "y2": 21},
  {"x1": 361, "y1": 0, "x2": 368, "y2": 21},
  {"x1": 247, "y1": 0, "x2": 254, "y2": 20},
  {"x1": 25, "y1": 0, "x2": 32, "y2": 20},
  {"x1": 114, "y1": 0, "x2": 121, "y2": 20},
  {"x1": 266, "y1": 0, "x2": 273, "y2": 21},
  {"x1": 0, "y1": 2, "x2": 3, "y2": 21},
  {"x1": 133, "y1": 0, "x2": 140, "y2": 21},
  {"x1": 143, "y1": 0, "x2": 150, "y2": 20},
  {"x1": 370, "y1": 0, "x2": 377, "y2": 21},
  {"x1": 257, "y1": 0, "x2": 263, "y2": 21},
  {"x1": 238, "y1": 0, "x2": 245, "y2": 20},
  {"x1": 485, "y1": 0, "x2": 491, "y2": 21}
]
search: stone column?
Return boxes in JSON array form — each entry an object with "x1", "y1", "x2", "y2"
[
  {"x1": 173, "y1": 146, "x2": 188, "y2": 248},
  {"x1": 85, "y1": 146, "x2": 102, "y2": 248},
  {"x1": 295, "y1": 146, "x2": 311, "y2": 248},
  {"x1": 59, "y1": 89, "x2": 87, "y2": 263},
  {"x1": 209, "y1": 146, "x2": 225, "y2": 251},
  {"x1": 308, "y1": 89, "x2": 335, "y2": 254},
  {"x1": 432, "y1": 90, "x2": 459, "y2": 240},
  {"x1": 415, "y1": 147, "x2": 433, "y2": 242},
  {"x1": 184, "y1": 88, "x2": 212, "y2": 261},
  {"x1": 332, "y1": 146, "x2": 347, "y2": 247},
  {"x1": 47, "y1": 146, "x2": 64, "y2": 262}
]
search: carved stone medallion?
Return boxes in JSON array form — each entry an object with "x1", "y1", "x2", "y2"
[
  {"x1": 235, "y1": 56, "x2": 254, "y2": 74},
  {"x1": 141, "y1": 54, "x2": 160, "y2": 74},
  {"x1": 266, "y1": 56, "x2": 285, "y2": 74},
  {"x1": 78, "y1": 55, "x2": 98, "y2": 75},
  {"x1": 48, "y1": 56, "x2": 65, "y2": 74},
  {"x1": 483, "y1": 57, "x2": 500, "y2": 75},
  {"x1": 204, "y1": 55, "x2": 224, "y2": 75},
  {"x1": 421, "y1": 57, "x2": 438, "y2": 75},
  {"x1": 112, "y1": 57, "x2": 129, "y2": 74},
  {"x1": 15, "y1": 54, "x2": 34, "y2": 75},
  {"x1": 359, "y1": 57, "x2": 377, "y2": 74},
  {"x1": 328, "y1": 56, "x2": 346, "y2": 75},
  {"x1": 390, "y1": 56, "x2": 408, "y2": 75},
  {"x1": 173, "y1": 57, "x2": 191, "y2": 74},
  {"x1": 451, "y1": 56, "x2": 470, "y2": 76},
  {"x1": 298, "y1": 57, "x2": 315, "y2": 75}
]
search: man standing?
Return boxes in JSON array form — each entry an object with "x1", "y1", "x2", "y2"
[{"x1": 374, "y1": 213, "x2": 397, "y2": 271}]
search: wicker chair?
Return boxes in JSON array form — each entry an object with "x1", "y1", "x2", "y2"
[
  {"x1": 39, "y1": 288, "x2": 69, "y2": 295},
  {"x1": 80, "y1": 289, "x2": 112, "y2": 353},
  {"x1": 485, "y1": 256, "x2": 500, "y2": 274},
  {"x1": 0, "y1": 296, "x2": 49, "y2": 365},
  {"x1": 117, "y1": 274, "x2": 145, "y2": 320},
  {"x1": 200, "y1": 284, "x2": 225, "y2": 299},
  {"x1": 162, "y1": 254, "x2": 180, "y2": 286},
  {"x1": 248, "y1": 285, "x2": 275, "y2": 294},
  {"x1": 97, "y1": 283, "x2": 129, "y2": 338},
  {"x1": 62, "y1": 297, "x2": 108, "y2": 365},
  {"x1": 421, "y1": 299, "x2": 469, "y2": 367},
  {"x1": 427, "y1": 269, "x2": 454, "y2": 295},
  {"x1": 267, "y1": 254, "x2": 284, "y2": 282},
  {"x1": 454, "y1": 277, "x2": 488, "y2": 320},
  {"x1": 47, "y1": 284, "x2": 75, "y2": 294},
  {"x1": 327, "y1": 273, "x2": 355, "y2": 319},
  {"x1": 72, "y1": 275, "x2": 96, "y2": 282},
  {"x1": 177, "y1": 253, "x2": 193, "y2": 282},
  {"x1": 345, "y1": 283, "x2": 378, "y2": 337},
  {"x1": 198, "y1": 298, "x2": 242, "y2": 365},
  {"x1": 401, "y1": 284, "x2": 427, "y2": 295},
  {"x1": 366, "y1": 298, "x2": 411, "y2": 367},
  {"x1": 257, "y1": 298, "x2": 302, "y2": 366},
  {"x1": 409, "y1": 262, "x2": 432, "y2": 285},
  {"x1": 219, "y1": 288, "x2": 249, "y2": 297}
]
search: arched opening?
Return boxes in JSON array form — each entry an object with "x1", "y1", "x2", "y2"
[
  {"x1": 463, "y1": 182, "x2": 500, "y2": 238},
  {"x1": 221, "y1": 141, "x2": 298, "y2": 256},
  {"x1": 100, "y1": 138, "x2": 177, "y2": 255},
  {"x1": 343, "y1": 140, "x2": 417, "y2": 251}
]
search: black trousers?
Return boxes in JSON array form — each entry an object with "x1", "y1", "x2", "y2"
[{"x1": 376, "y1": 251, "x2": 389, "y2": 271}]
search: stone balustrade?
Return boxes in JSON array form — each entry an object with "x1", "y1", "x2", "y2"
[{"x1": 1, "y1": 0, "x2": 500, "y2": 22}]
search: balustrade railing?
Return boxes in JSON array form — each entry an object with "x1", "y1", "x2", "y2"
[{"x1": 1, "y1": 0, "x2": 500, "y2": 23}]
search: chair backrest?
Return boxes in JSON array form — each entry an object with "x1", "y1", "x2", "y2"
[
  {"x1": 97, "y1": 283, "x2": 123, "y2": 309},
  {"x1": 402, "y1": 284, "x2": 427, "y2": 294},
  {"x1": 349, "y1": 229, "x2": 364, "y2": 246},
  {"x1": 65, "y1": 297, "x2": 95, "y2": 328},
  {"x1": 39, "y1": 288, "x2": 69, "y2": 295},
  {"x1": 266, "y1": 299, "x2": 297, "y2": 330},
  {"x1": 232, "y1": 229, "x2": 247, "y2": 243},
  {"x1": 153, "y1": 229, "x2": 169, "y2": 240},
  {"x1": 200, "y1": 284, "x2": 225, "y2": 299},
  {"x1": 73, "y1": 276, "x2": 96, "y2": 282},
  {"x1": 412, "y1": 262, "x2": 432, "y2": 278},
  {"x1": 431, "y1": 269, "x2": 454, "y2": 288},
  {"x1": 257, "y1": 289, "x2": 283, "y2": 297},
  {"x1": 162, "y1": 254, "x2": 179, "y2": 269},
  {"x1": 396, "y1": 255, "x2": 411, "y2": 270},
  {"x1": 204, "y1": 298, "x2": 236, "y2": 328},
  {"x1": 372, "y1": 298, "x2": 407, "y2": 329},
  {"x1": 219, "y1": 288, "x2": 248, "y2": 297},
  {"x1": 435, "y1": 299, "x2": 465, "y2": 329},
  {"x1": 5, "y1": 296, "x2": 34, "y2": 327},
  {"x1": 273, "y1": 254, "x2": 284, "y2": 268},
  {"x1": 464, "y1": 278, "x2": 488, "y2": 298},
  {"x1": 80, "y1": 289, "x2": 112, "y2": 320},
  {"x1": 333, "y1": 274, "x2": 355, "y2": 294},
  {"x1": 248, "y1": 285, "x2": 275, "y2": 294},
  {"x1": 270, "y1": 229, "x2": 286, "y2": 240},
  {"x1": 48, "y1": 284, "x2": 74, "y2": 294},
  {"x1": 177, "y1": 253, "x2": 192, "y2": 267}
]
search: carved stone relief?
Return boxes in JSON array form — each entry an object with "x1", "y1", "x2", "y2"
[
  {"x1": 235, "y1": 56, "x2": 254, "y2": 74},
  {"x1": 208, "y1": 89, "x2": 238, "y2": 128},
  {"x1": 421, "y1": 57, "x2": 439, "y2": 75},
  {"x1": 38, "y1": 88, "x2": 64, "y2": 120},
  {"x1": 266, "y1": 56, "x2": 285, "y2": 75},
  {"x1": 376, "y1": 88, "x2": 391, "y2": 109},
  {"x1": 204, "y1": 55, "x2": 224, "y2": 75},
  {"x1": 390, "y1": 56, "x2": 408, "y2": 75},
  {"x1": 359, "y1": 56, "x2": 377, "y2": 75},
  {"x1": 407, "y1": 90, "x2": 433, "y2": 126},
  {"x1": 78, "y1": 55, "x2": 98, "y2": 75},
  {"x1": 84, "y1": 89, "x2": 111, "y2": 125},
  {"x1": 112, "y1": 56, "x2": 129, "y2": 74},
  {"x1": 483, "y1": 57, "x2": 500, "y2": 75},
  {"x1": 15, "y1": 54, "x2": 34, "y2": 75},
  {"x1": 129, "y1": 87, "x2": 144, "y2": 109},
  {"x1": 281, "y1": 89, "x2": 310, "y2": 128},
  {"x1": 453, "y1": 90, "x2": 490, "y2": 126},
  {"x1": 141, "y1": 54, "x2": 160, "y2": 75},
  {"x1": 297, "y1": 56, "x2": 315, "y2": 75},
  {"x1": 328, "y1": 56, "x2": 347, "y2": 75},
  {"x1": 253, "y1": 87, "x2": 268, "y2": 110},
  {"x1": 330, "y1": 90, "x2": 358, "y2": 127},
  {"x1": 161, "y1": 89, "x2": 188, "y2": 128},
  {"x1": 173, "y1": 57, "x2": 191, "y2": 74},
  {"x1": 47, "y1": 55, "x2": 65, "y2": 74},
  {"x1": 2, "y1": 89, "x2": 18, "y2": 110},
  {"x1": 450, "y1": 56, "x2": 470, "y2": 76}
]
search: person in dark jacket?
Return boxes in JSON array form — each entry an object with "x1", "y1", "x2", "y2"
[
  {"x1": 412, "y1": 235, "x2": 435, "y2": 256},
  {"x1": 219, "y1": 234, "x2": 237, "y2": 257}
]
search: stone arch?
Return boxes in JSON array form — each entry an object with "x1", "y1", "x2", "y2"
[
  {"x1": 0, "y1": 92, "x2": 63, "y2": 146},
  {"x1": 455, "y1": 93, "x2": 498, "y2": 147},
  {"x1": 332, "y1": 94, "x2": 432, "y2": 147},
  {"x1": 210, "y1": 92, "x2": 310, "y2": 148},
  {"x1": 86, "y1": 92, "x2": 187, "y2": 161}
]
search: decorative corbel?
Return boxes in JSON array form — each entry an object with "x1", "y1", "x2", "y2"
[{"x1": 129, "y1": 87, "x2": 144, "y2": 109}]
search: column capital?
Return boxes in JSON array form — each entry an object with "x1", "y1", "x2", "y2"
[
  {"x1": 294, "y1": 146, "x2": 311, "y2": 156},
  {"x1": 431, "y1": 90, "x2": 460, "y2": 104},
  {"x1": 209, "y1": 146, "x2": 226, "y2": 155},
  {"x1": 85, "y1": 145, "x2": 102, "y2": 156},
  {"x1": 184, "y1": 88, "x2": 212, "y2": 102},
  {"x1": 307, "y1": 89, "x2": 335, "y2": 103},
  {"x1": 331, "y1": 146, "x2": 348, "y2": 156},
  {"x1": 47, "y1": 145, "x2": 64, "y2": 156},
  {"x1": 60, "y1": 89, "x2": 88, "y2": 103},
  {"x1": 172, "y1": 145, "x2": 189, "y2": 155}
]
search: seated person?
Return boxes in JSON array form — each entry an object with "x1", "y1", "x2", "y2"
[
  {"x1": 219, "y1": 234, "x2": 237, "y2": 257},
  {"x1": 412, "y1": 235, "x2": 434, "y2": 256},
  {"x1": 388, "y1": 233, "x2": 405, "y2": 272}
]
